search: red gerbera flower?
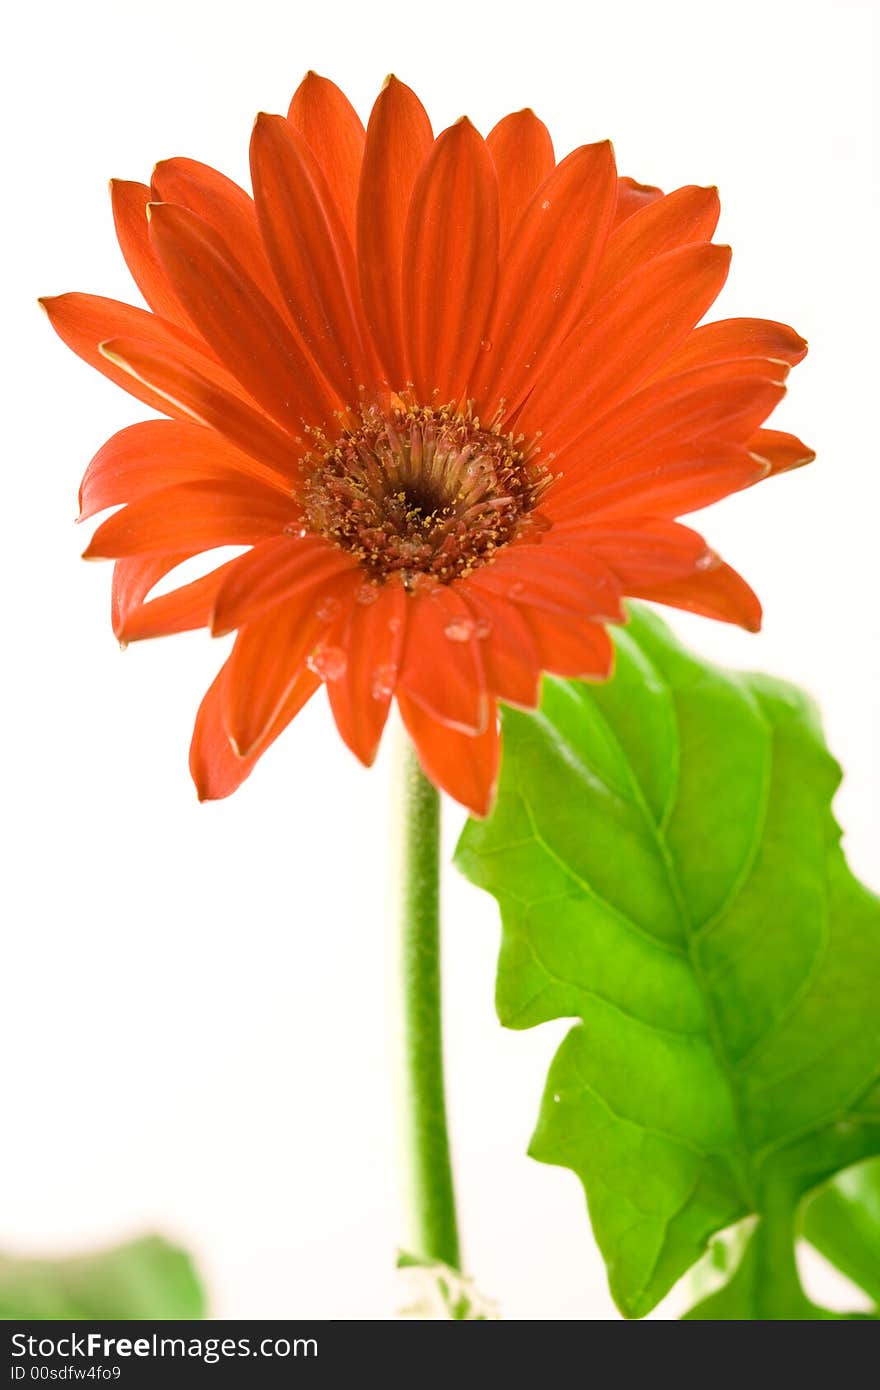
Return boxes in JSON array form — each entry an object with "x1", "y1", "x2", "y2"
[{"x1": 42, "y1": 73, "x2": 812, "y2": 816}]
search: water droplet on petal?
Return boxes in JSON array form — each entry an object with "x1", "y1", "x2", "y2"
[
  {"x1": 355, "y1": 582, "x2": 380, "y2": 605},
  {"x1": 479, "y1": 338, "x2": 493, "y2": 353},
  {"x1": 307, "y1": 645, "x2": 347, "y2": 681},
  {"x1": 509, "y1": 581, "x2": 525, "y2": 597},
  {"x1": 316, "y1": 596, "x2": 342, "y2": 622},
  {"x1": 283, "y1": 523, "x2": 308, "y2": 538},
  {"x1": 696, "y1": 549, "x2": 719, "y2": 572},
  {"x1": 444, "y1": 617, "x2": 475, "y2": 642},
  {"x1": 410, "y1": 572, "x2": 439, "y2": 597},
  {"x1": 474, "y1": 618, "x2": 492, "y2": 639},
  {"x1": 388, "y1": 615, "x2": 403, "y2": 635},
  {"x1": 371, "y1": 663, "x2": 398, "y2": 700}
]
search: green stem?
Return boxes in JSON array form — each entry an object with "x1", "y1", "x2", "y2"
[{"x1": 394, "y1": 730, "x2": 461, "y2": 1270}]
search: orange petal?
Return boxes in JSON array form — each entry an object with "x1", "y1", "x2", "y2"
[
  {"x1": 548, "y1": 442, "x2": 767, "y2": 521},
  {"x1": 190, "y1": 656, "x2": 320, "y2": 801},
  {"x1": 459, "y1": 586, "x2": 541, "y2": 708},
  {"x1": 84, "y1": 479, "x2": 296, "y2": 558},
  {"x1": 223, "y1": 573, "x2": 357, "y2": 757},
  {"x1": 148, "y1": 201, "x2": 335, "y2": 429},
  {"x1": 522, "y1": 243, "x2": 732, "y2": 452},
  {"x1": 97, "y1": 335, "x2": 300, "y2": 477},
  {"x1": 117, "y1": 556, "x2": 240, "y2": 642},
  {"x1": 653, "y1": 317, "x2": 808, "y2": 378},
  {"x1": 110, "y1": 179, "x2": 190, "y2": 328},
  {"x1": 581, "y1": 519, "x2": 715, "y2": 586},
  {"x1": 613, "y1": 176, "x2": 664, "y2": 227},
  {"x1": 398, "y1": 692, "x2": 500, "y2": 817},
  {"x1": 250, "y1": 113, "x2": 376, "y2": 403},
  {"x1": 40, "y1": 293, "x2": 244, "y2": 423},
  {"x1": 112, "y1": 552, "x2": 193, "y2": 639},
  {"x1": 399, "y1": 586, "x2": 488, "y2": 733},
  {"x1": 402, "y1": 119, "x2": 499, "y2": 404},
  {"x1": 549, "y1": 369, "x2": 787, "y2": 490},
  {"x1": 288, "y1": 71, "x2": 366, "y2": 240},
  {"x1": 326, "y1": 579, "x2": 407, "y2": 764},
  {"x1": 357, "y1": 76, "x2": 433, "y2": 389},
  {"x1": 747, "y1": 428, "x2": 815, "y2": 476},
  {"x1": 211, "y1": 533, "x2": 358, "y2": 635},
  {"x1": 471, "y1": 141, "x2": 618, "y2": 418},
  {"x1": 469, "y1": 542, "x2": 624, "y2": 622},
  {"x1": 79, "y1": 419, "x2": 289, "y2": 520},
  {"x1": 524, "y1": 610, "x2": 614, "y2": 680},
  {"x1": 629, "y1": 561, "x2": 762, "y2": 632},
  {"x1": 151, "y1": 157, "x2": 282, "y2": 310},
  {"x1": 487, "y1": 108, "x2": 555, "y2": 254},
  {"x1": 588, "y1": 184, "x2": 720, "y2": 305}
]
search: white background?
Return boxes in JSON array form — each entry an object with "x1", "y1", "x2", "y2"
[{"x1": 2, "y1": 0, "x2": 878, "y2": 1319}]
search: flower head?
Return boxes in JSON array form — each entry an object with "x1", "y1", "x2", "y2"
[{"x1": 43, "y1": 74, "x2": 812, "y2": 815}]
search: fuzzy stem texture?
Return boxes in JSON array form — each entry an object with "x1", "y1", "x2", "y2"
[{"x1": 394, "y1": 731, "x2": 461, "y2": 1270}]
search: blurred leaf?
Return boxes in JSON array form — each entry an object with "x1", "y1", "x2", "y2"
[
  {"x1": 0, "y1": 1235, "x2": 205, "y2": 1320},
  {"x1": 682, "y1": 1221, "x2": 840, "y2": 1319},
  {"x1": 684, "y1": 1197, "x2": 878, "y2": 1320},
  {"x1": 396, "y1": 1252, "x2": 499, "y2": 1319},
  {"x1": 456, "y1": 605, "x2": 880, "y2": 1319},
  {"x1": 801, "y1": 1157, "x2": 880, "y2": 1307}
]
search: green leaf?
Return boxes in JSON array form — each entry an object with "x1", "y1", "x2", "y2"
[
  {"x1": 455, "y1": 605, "x2": 880, "y2": 1319},
  {"x1": 681, "y1": 1191, "x2": 879, "y2": 1320},
  {"x1": 0, "y1": 1235, "x2": 206, "y2": 1320},
  {"x1": 801, "y1": 1157, "x2": 880, "y2": 1307},
  {"x1": 684, "y1": 1180, "x2": 879, "y2": 1319},
  {"x1": 681, "y1": 1219, "x2": 838, "y2": 1320}
]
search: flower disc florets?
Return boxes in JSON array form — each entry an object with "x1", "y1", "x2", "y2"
[{"x1": 300, "y1": 403, "x2": 553, "y2": 587}]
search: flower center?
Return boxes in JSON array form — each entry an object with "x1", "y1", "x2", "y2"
[{"x1": 300, "y1": 403, "x2": 553, "y2": 587}]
